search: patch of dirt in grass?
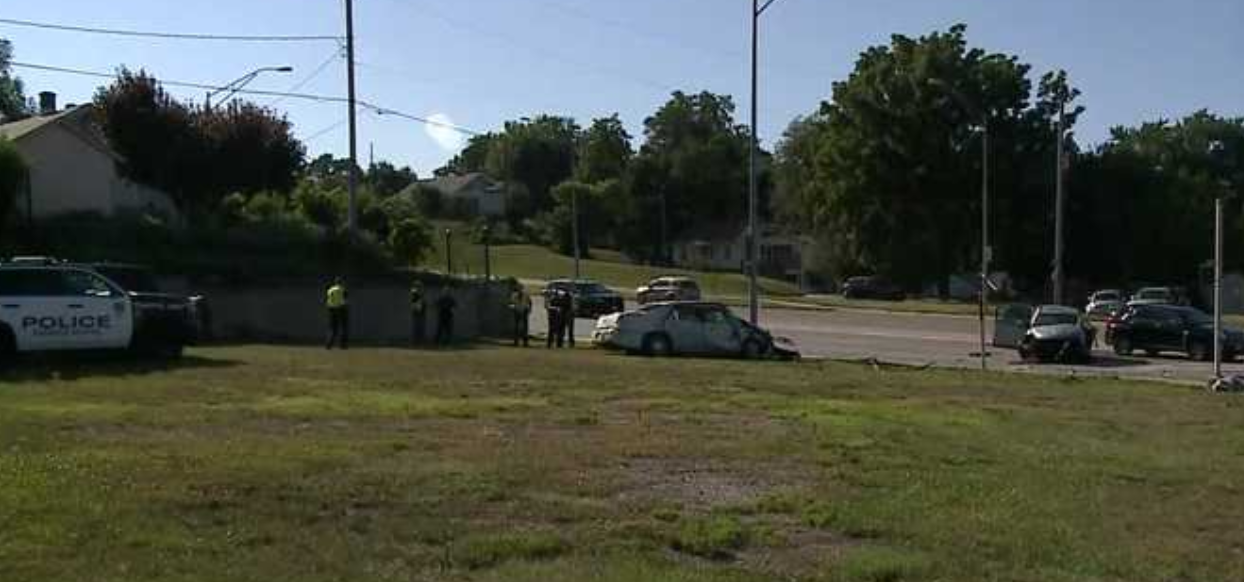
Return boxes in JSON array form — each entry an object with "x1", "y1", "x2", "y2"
[
  {"x1": 737, "y1": 522, "x2": 857, "y2": 578},
  {"x1": 615, "y1": 456, "x2": 809, "y2": 511}
]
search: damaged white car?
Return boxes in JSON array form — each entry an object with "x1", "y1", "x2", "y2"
[{"x1": 593, "y1": 301, "x2": 799, "y2": 360}]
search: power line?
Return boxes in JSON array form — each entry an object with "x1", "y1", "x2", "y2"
[
  {"x1": 0, "y1": 16, "x2": 342, "y2": 42},
  {"x1": 305, "y1": 118, "x2": 348, "y2": 142},
  {"x1": 10, "y1": 61, "x2": 481, "y2": 135},
  {"x1": 269, "y1": 46, "x2": 345, "y2": 107}
]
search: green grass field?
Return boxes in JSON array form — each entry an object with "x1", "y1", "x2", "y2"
[
  {"x1": 428, "y1": 226, "x2": 802, "y2": 299},
  {"x1": 2, "y1": 347, "x2": 1242, "y2": 581}
]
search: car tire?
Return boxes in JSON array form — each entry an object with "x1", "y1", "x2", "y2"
[
  {"x1": 741, "y1": 339, "x2": 764, "y2": 360},
  {"x1": 642, "y1": 333, "x2": 673, "y2": 357},
  {"x1": 0, "y1": 325, "x2": 16, "y2": 368},
  {"x1": 1113, "y1": 336, "x2": 1133, "y2": 356},
  {"x1": 1189, "y1": 340, "x2": 1212, "y2": 362}
]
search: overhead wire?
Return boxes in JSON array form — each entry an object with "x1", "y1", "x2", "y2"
[
  {"x1": 10, "y1": 61, "x2": 481, "y2": 135},
  {"x1": 268, "y1": 45, "x2": 346, "y2": 107},
  {"x1": 0, "y1": 16, "x2": 342, "y2": 42}
]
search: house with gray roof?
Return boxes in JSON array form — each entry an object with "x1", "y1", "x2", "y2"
[
  {"x1": 0, "y1": 94, "x2": 178, "y2": 222},
  {"x1": 408, "y1": 172, "x2": 507, "y2": 218}
]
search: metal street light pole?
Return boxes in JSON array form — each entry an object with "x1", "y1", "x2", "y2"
[
  {"x1": 444, "y1": 229, "x2": 453, "y2": 275},
  {"x1": 749, "y1": 0, "x2": 782, "y2": 326},
  {"x1": 1215, "y1": 195, "x2": 1224, "y2": 379},
  {"x1": 204, "y1": 66, "x2": 293, "y2": 112},
  {"x1": 1052, "y1": 100, "x2": 1067, "y2": 305},
  {"x1": 572, "y1": 187, "x2": 581, "y2": 281},
  {"x1": 979, "y1": 120, "x2": 991, "y2": 371}
]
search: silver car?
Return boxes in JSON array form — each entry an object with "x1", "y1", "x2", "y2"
[
  {"x1": 636, "y1": 276, "x2": 702, "y2": 305},
  {"x1": 593, "y1": 302, "x2": 798, "y2": 359}
]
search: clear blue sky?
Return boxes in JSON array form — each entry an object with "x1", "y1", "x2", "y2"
[{"x1": 4, "y1": 0, "x2": 1242, "y2": 176}]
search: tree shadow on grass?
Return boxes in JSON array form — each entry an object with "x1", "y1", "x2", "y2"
[{"x1": 0, "y1": 353, "x2": 242, "y2": 383}]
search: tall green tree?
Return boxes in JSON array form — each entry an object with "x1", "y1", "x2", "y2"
[
  {"x1": 437, "y1": 133, "x2": 496, "y2": 177},
  {"x1": 782, "y1": 25, "x2": 1078, "y2": 291},
  {"x1": 576, "y1": 114, "x2": 632, "y2": 183},
  {"x1": 0, "y1": 40, "x2": 30, "y2": 121},
  {"x1": 485, "y1": 115, "x2": 580, "y2": 213},
  {"x1": 366, "y1": 161, "x2": 417, "y2": 197}
]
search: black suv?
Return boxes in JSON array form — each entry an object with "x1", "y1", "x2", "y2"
[
  {"x1": 841, "y1": 276, "x2": 905, "y2": 301},
  {"x1": 85, "y1": 263, "x2": 209, "y2": 343},
  {"x1": 544, "y1": 279, "x2": 625, "y2": 319},
  {"x1": 1108, "y1": 304, "x2": 1244, "y2": 361}
]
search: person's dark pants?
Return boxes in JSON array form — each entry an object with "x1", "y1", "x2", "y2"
[
  {"x1": 326, "y1": 307, "x2": 349, "y2": 350},
  {"x1": 436, "y1": 315, "x2": 454, "y2": 346},
  {"x1": 411, "y1": 309, "x2": 426, "y2": 346},
  {"x1": 563, "y1": 313, "x2": 576, "y2": 348},
  {"x1": 513, "y1": 311, "x2": 530, "y2": 347},
  {"x1": 546, "y1": 312, "x2": 563, "y2": 348}
]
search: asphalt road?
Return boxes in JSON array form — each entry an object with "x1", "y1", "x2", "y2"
[{"x1": 527, "y1": 298, "x2": 1234, "y2": 385}]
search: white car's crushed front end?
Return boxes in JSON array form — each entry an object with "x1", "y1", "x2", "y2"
[{"x1": 592, "y1": 311, "x2": 649, "y2": 351}]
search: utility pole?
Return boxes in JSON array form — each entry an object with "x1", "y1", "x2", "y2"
[
  {"x1": 572, "y1": 187, "x2": 581, "y2": 281},
  {"x1": 444, "y1": 229, "x2": 453, "y2": 275},
  {"x1": 1052, "y1": 100, "x2": 1067, "y2": 305},
  {"x1": 1214, "y1": 195, "x2": 1224, "y2": 380},
  {"x1": 345, "y1": 0, "x2": 359, "y2": 235},
  {"x1": 747, "y1": 0, "x2": 761, "y2": 325},
  {"x1": 659, "y1": 185, "x2": 668, "y2": 266}
]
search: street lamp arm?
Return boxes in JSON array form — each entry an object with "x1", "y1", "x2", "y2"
[
  {"x1": 206, "y1": 66, "x2": 293, "y2": 108},
  {"x1": 756, "y1": 0, "x2": 782, "y2": 16}
]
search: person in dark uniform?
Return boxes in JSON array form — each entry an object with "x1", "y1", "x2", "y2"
[
  {"x1": 558, "y1": 287, "x2": 577, "y2": 348},
  {"x1": 410, "y1": 280, "x2": 426, "y2": 346},
  {"x1": 325, "y1": 277, "x2": 349, "y2": 350},
  {"x1": 435, "y1": 285, "x2": 458, "y2": 346},
  {"x1": 509, "y1": 286, "x2": 532, "y2": 347},
  {"x1": 545, "y1": 288, "x2": 565, "y2": 349}
]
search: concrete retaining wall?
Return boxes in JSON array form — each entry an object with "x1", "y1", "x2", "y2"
[{"x1": 161, "y1": 277, "x2": 516, "y2": 344}]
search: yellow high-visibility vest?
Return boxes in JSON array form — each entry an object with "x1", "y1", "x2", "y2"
[{"x1": 326, "y1": 285, "x2": 347, "y2": 308}]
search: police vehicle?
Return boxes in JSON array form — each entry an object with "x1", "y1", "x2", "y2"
[{"x1": 0, "y1": 258, "x2": 192, "y2": 362}]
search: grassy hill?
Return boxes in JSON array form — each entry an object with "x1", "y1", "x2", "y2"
[{"x1": 428, "y1": 229, "x2": 802, "y2": 299}]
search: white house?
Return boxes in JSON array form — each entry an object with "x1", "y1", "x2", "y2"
[
  {"x1": 411, "y1": 173, "x2": 507, "y2": 217},
  {"x1": 671, "y1": 222, "x2": 809, "y2": 283},
  {"x1": 0, "y1": 96, "x2": 179, "y2": 221}
]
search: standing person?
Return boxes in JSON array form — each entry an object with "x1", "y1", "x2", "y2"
[
  {"x1": 558, "y1": 287, "x2": 577, "y2": 348},
  {"x1": 545, "y1": 288, "x2": 564, "y2": 349},
  {"x1": 509, "y1": 285, "x2": 532, "y2": 347},
  {"x1": 410, "y1": 280, "x2": 426, "y2": 346},
  {"x1": 435, "y1": 284, "x2": 458, "y2": 346},
  {"x1": 325, "y1": 277, "x2": 349, "y2": 350}
]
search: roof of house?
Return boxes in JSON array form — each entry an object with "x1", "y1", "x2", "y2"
[
  {"x1": 414, "y1": 173, "x2": 499, "y2": 197},
  {"x1": 0, "y1": 105, "x2": 118, "y2": 161}
]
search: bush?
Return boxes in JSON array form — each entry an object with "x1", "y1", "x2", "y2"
[{"x1": 670, "y1": 516, "x2": 750, "y2": 560}]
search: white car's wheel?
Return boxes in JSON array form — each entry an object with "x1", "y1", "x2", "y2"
[{"x1": 742, "y1": 339, "x2": 764, "y2": 360}]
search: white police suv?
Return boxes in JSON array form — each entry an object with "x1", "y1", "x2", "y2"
[{"x1": 0, "y1": 258, "x2": 191, "y2": 362}]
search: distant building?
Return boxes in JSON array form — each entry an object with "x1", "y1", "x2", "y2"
[
  {"x1": 0, "y1": 94, "x2": 178, "y2": 221},
  {"x1": 408, "y1": 172, "x2": 507, "y2": 218},
  {"x1": 671, "y1": 222, "x2": 809, "y2": 284}
]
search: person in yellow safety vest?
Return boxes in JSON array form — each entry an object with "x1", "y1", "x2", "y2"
[
  {"x1": 325, "y1": 277, "x2": 349, "y2": 350},
  {"x1": 410, "y1": 280, "x2": 426, "y2": 346},
  {"x1": 509, "y1": 286, "x2": 532, "y2": 347}
]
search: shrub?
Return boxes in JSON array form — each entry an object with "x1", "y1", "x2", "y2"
[{"x1": 0, "y1": 138, "x2": 27, "y2": 228}]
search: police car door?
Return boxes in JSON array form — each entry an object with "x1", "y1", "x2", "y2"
[
  {"x1": 59, "y1": 268, "x2": 133, "y2": 349},
  {"x1": 0, "y1": 268, "x2": 70, "y2": 352},
  {"x1": 992, "y1": 304, "x2": 1034, "y2": 349}
]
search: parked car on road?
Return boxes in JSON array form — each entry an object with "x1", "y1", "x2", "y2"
[
  {"x1": 593, "y1": 301, "x2": 798, "y2": 359},
  {"x1": 1085, "y1": 289, "x2": 1125, "y2": 319},
  {"x1": 636, "y1": 276, "x2": 702, "y2": 305},
  {"x1": 840, "y1": 276, "x2": 905, "y2": 301},
  {"x1": 994, "y1": 304, "x2": 1095, "y2": 363},
  {"x1": 1107, "y1": 304, "x2": 1243, "y2": 361},
  {"x1": 0, "y1": 259, "x2": 191, "y2": 362},
  {"x1": 1128, "y1": 286, "x2": 1188, "y2": 306},
  {"x1": 543, "y1": 279, "x2": 624, "y2": 319}
]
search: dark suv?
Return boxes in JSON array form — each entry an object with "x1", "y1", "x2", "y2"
[
  {"x1": 841, "y1": 276, "x2": 905, "y2": 301},
  {"x1": 544, "y1": 279, "x2": 625, "y2": 319},
  {"x1": 1107, "y1": 304, "x2": 1244, "y2": 361},
  {"x1": 84, "y1": 263, "x2": 208, "y2": 343}
]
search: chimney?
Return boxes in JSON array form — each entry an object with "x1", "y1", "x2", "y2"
[{"x1": 39, "y1": 92, "x2": 57, "y2": 115}]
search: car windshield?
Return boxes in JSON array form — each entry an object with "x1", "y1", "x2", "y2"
[
  {"x1": 576, "y1": 283, "x2": 610, "y2": 294},
  {"x1": 97, "y1": 267, "x2": 160, "y2": 293},
  {"x1": 1094, "y1": 291, "x2": 1120, "y2": 301},
  {"x1": 1137, "y1": 289, "x2": 1169, "y2": 300},
  {"x1": 1034, "y1": 312, "x2": 1079, "y2": 327}
]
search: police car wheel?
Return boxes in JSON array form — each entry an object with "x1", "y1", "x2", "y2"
[{"x1": 0, "y1": 326, "x2": 15, "y2": 366}]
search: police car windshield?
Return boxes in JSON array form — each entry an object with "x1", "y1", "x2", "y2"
[
  {"x1": 576, "y1": 283, "x2": 610, "y2": 294},
  {"x1": 96, "y1": 267, "x2": 160, "y2": 293}
]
